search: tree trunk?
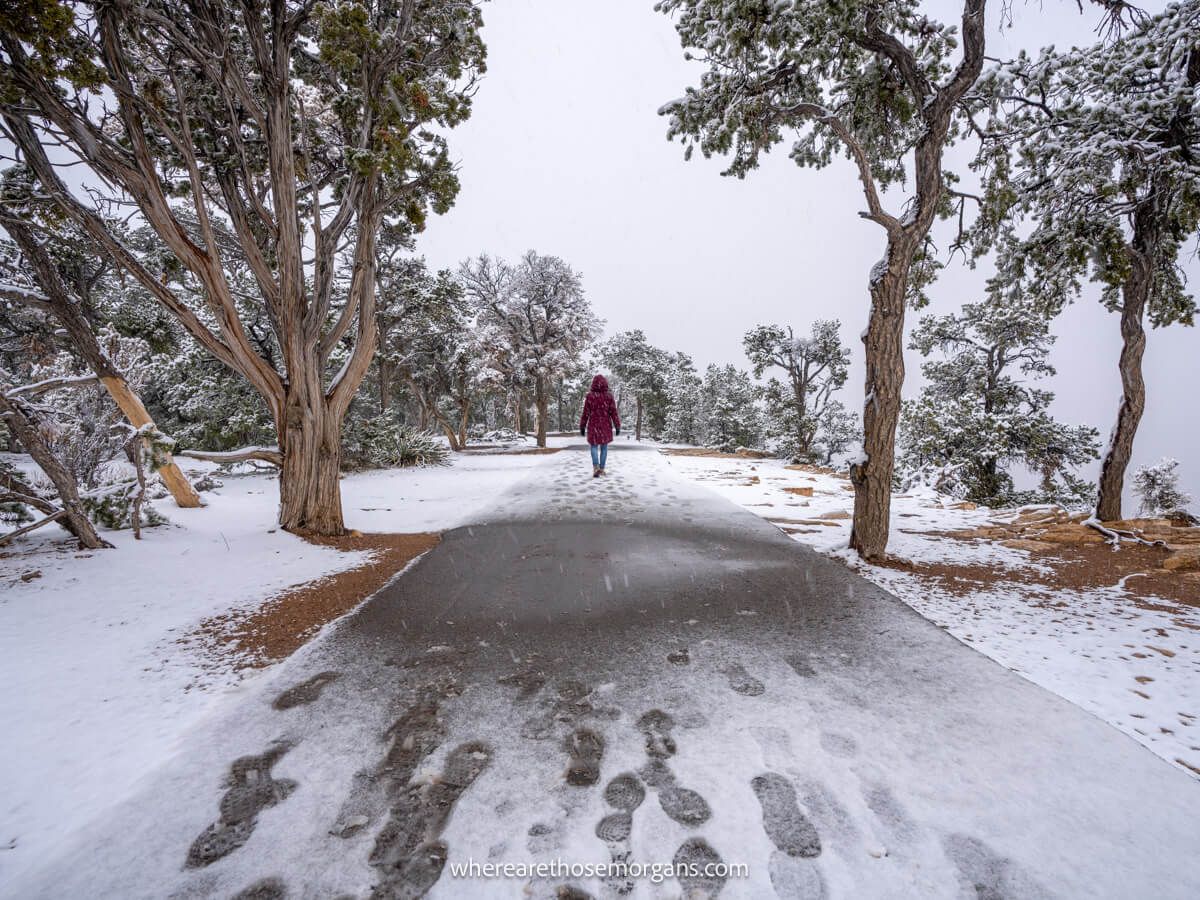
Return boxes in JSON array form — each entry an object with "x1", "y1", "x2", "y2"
[
  {"x1": 534, "y1": 376, "x2": 549, "y2": 448},
  {"x1": 0, "y1": 394, "x2": 111, "y2": 549},
  {"x1": 849, "y1": 259, "x2": 909, "y2": 561},
  {"x1": 432, "y1": 407, "x2": 464, "y2": 451},
  {"x1": 1095, "y1": 240, "x2": 1152, "y2": 521},
  {"x1": 379, "y1": 358, "x2": 391, "y2": 414},
  {"x1": 792, "y1": 378, "x2": 811, "y2": 460},
  {"x1": 3, "y1": 213, "x2": 202, "y2": 509},
  {"x1": 100, "y1": 376, "x2": 201, "y2": 508},
  {"x1": 276, "y1": 389, "x2": 345, "y2": 535},
  {"x1": 457, "y1": 401, "x2": 471, "y2": 450},
  {"x1": 843, "y1": 0, "x2": 984, "y2": 560},
  {"x1": 635, "y1": 395, "x2": 643, "y2": 442},
  {"x1": 557, "y1": 382, "x2": 566, "y2": 432}
]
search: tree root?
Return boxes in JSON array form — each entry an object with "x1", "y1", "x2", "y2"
[{"x1": 1084, "y1": 517, "x2": 1167, "y2": 549}]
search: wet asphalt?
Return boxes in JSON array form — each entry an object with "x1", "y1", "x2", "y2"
[{"x1": 11, "y1": 442, "x2": 1200, "y2": 899}]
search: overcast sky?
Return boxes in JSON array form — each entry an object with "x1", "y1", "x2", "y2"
[{"x1": 417, "y1": 0, "x2": 1199, "y2": 506}]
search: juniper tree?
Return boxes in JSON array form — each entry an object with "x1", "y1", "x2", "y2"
[
  {"x1": 898, "y1": 282, "x2": 1099, "y2": 507},
  {"x1": 657, "y1": 0, "x2": 987, "y2": 559},
  {"x1": 972, "y1": 0, "x2": 1199, "y2": 520},
  {"x1": 0, "y1": 0, "x2": 486, "y2": 535},
  {"x1": 744, "y1": 321, "x2": 850, "y2": 463},
  {"x1": 460, "y1": 252, "x2": 601, "y2": 448}
]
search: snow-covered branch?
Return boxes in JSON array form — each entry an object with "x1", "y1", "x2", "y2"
[{"x1": 176, "y1": 446, "x2": 283, "y2": 467}]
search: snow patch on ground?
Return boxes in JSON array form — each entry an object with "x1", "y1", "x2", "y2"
[{"x1": 664, "y1": 452, "x2": 1200, "y2": 779}]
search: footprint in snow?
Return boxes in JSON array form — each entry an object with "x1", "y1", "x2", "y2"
[
  {"x1": 185, "y1": 741, "x2": 297, "y2": 869},
  {"x1": 272, "y1": 671, "x2": 340, "y2": 710},
  {"x1": 724, "y1": 662, "x2": 766, "y2": 696},
  {"x1": 369, "y1": 741, "x2": 492, "y2": 898},
  {"x1": 819, "y1": 732, "x2": 858, "y2": 759},
  {"x1": 564, "y1": 728, "x2": 605, "y2": 786},
  {"x1": 751, "y1": 772, "x2": 822, "y2": 858},
  {"x1": 231, "y1": 877, "x2": 288, "y2": 900},
  {"x1": 636, "y1": 709, "x2": 677, "y2": 759},
  {"x1": 784, "y1": 653, "x2": 817, "y2": 678},
  {"x1": 603, "y1": 773, "x2": 646, "y2": 811},
  {"x1": 768, "y1": 851, "x2": 826, "y2": 900},
  {"x1": 674, "y1": 837, "x2": 727, "y2": 897},
  {"x1": 659, "y1": 784, "x2": 712, "y2": 826}
]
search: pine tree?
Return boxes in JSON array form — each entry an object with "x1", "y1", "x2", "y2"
[
  {"x1": 662, "y1": 354, "x2": 703, "y2": 445},
  {"x1": 972, "y1": 0, "x2": 1199, "y2": 520},
  {"x1": 657, "y1": 0, "x2": 987, "y2": 559},
  {"x1": 460, "y1": 252, "x2": 601, "y2": 448},
  {"x1": 1133, "y1": 459, "x2": 1193, "y2": 517},
  {"x1": 698, "y1": 364, "x2": 762, "y2": 451},
  {"x1": 899, "y1": 283, "x2": 1099, "y2": 507},
  {"x1": 376, "y1": 257, "x2": 480, "y2": 450},
  {"x1": 1, "y1": 0, "x2": 487, "y2": 535}
]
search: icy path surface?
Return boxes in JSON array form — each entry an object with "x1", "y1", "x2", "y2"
[
  {"x1": 661, "y1": 452, "x2": 1200, "y2": 779},
  {"x1": 7, "y1": 443, "x2": 1200, "y2": 899}
]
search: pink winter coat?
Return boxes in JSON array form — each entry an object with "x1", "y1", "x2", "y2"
[{"x1": 580, "y1": 375, "x2": 621, "y2": 446}]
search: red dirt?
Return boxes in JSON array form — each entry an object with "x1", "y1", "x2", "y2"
[
  {"x1": 186, "y1": 532, "x2": 440, "y2": 670},
  {"x1": 880, "y1": 540, "x2": 1199, "y2": 608}
]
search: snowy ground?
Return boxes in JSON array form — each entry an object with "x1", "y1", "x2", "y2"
[
  {"x1": 661, "y1": 450, "x2": 1200, "y2": 780},
  {"x1": 0, "y1": 444, "x2": 564, "y2": 886}
]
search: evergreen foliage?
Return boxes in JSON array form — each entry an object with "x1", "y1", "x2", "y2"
[{"x1": 899, "y1": 286, "x2": 1099, "y2": 507}]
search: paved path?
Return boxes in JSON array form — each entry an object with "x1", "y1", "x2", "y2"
[{"x1": 11, "y1": 444, "x2": 1200, "y2": 899}]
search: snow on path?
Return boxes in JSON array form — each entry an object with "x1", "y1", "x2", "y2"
[
  {"x1": 663, "y1": 450, "x2": 1200, "y2": 779},
  {"x1": 9, "y1": 442, "x2": 1199, "y2": 899},
  {"x1": 0, "y1": 449, "x2": 560, "y2": 886}
]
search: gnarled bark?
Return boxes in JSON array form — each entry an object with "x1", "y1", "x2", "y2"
[
  {"x1": 277, "y1": 390, "x2": 345, "y2": 535},
  {"x1": 849, "y1": 254, "x2": 910, "y2": 560},
  {"x1": 1095, "y1": 209, "x2": 1155, "y2": 521}
]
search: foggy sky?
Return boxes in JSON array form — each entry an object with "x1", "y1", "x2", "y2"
[{"x1": 416, "y1": 0, "x2": 1200, "y2": 507}]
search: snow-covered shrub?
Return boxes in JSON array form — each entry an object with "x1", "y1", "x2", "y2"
[
  {"x1": 79, "y1": 450, "x2": 170, "y2": 532},
  {"x1": 146, "y1": 343, "x2": 275, "y2": 452},
  {"x1": 0, "y1": 460, "x2": 34, "y2": 526},
  {"x1": 479, "y1": 428, "x2": 527, "y2": 445},
  {"x1": 190, "y1": 471, "x2": 223, "y2": 492},
  {"x1": 342, "y1": 414, "x2": 449, "y2": 470},
  {"x1": 698, "y1": 364, "x2": 762, "y2": 451},
  {"x1": 1133, "y1": 458, "x2": 1192, "y2": 517},
  {"x1": 82, "y1": 482, "x2": 168, "y2": 531}
]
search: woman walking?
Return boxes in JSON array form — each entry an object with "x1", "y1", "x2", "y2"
[{"x1": 579, "y1": 374, "x2": 621, "y2": 477}]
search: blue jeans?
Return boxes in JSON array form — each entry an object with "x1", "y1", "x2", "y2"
[{"x1": 590, "y1": 443, "x2": 608, "y2": 469}]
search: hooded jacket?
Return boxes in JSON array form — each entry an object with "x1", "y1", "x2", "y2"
[{"x1": 579, "y1": 374, "x2": 621, "y2": 446}]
